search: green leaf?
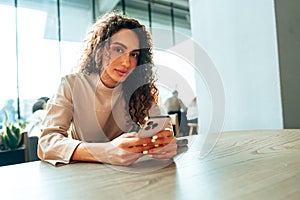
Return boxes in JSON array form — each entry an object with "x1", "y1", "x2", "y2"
[
  {"x1": 3, "y1": 110, "x2": 9, "y2": 127},
  {"x1": 1, "y1": 116, "x2": 23, "y2": 150},
  {"x1": 11, "y1": 124, "x2": 21, "y2": 138},
  {"x1": 1, "y1": 134, "x2": 10, "y2": 150},
  {"x1": 5, "y1": 125, "x2": 19, "y2": 149}
]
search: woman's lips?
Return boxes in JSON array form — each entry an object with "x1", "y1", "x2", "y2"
[{"x1": 115, "y1": 69, "x2": 128, "y2": 76}]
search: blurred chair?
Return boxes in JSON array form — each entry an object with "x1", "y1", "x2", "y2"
[
  {"x1": 187, "y1": 123, "x2": 198, "y2": 136},
  {"x1": 23, "y1": 132, "x2": 39, "y2": 162}
]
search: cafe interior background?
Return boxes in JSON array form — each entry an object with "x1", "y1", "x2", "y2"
[{"x1": 0, "y1": 0, "x2": 299, "y2": 148}]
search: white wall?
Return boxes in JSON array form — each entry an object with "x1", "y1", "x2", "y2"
[{"x1": 189, "y1": 0, "x2": 283, "y2": 131}]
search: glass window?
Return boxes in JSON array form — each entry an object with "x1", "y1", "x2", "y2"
[
  {"x1": 0, "y1": 1, "x2": 18, "y2": 126},
  {"x1": 0, "y1": 0, "x2": 95, "y2": 124},
  {"x1": 117, "y1": 0, "x2": 150, "y2": 28},
  {"x1": 60, "y1": 0, "x2": 93, "y2": 75},
  {"x1": 17, "y1": 0, "x2": 60, "y2": 120}
]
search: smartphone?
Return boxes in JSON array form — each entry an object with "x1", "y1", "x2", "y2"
[{"x1": 138, "y1": 116, "x2": 171, "y2": 138}]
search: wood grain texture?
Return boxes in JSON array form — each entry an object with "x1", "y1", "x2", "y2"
[{"x1": 0, "y1": 129, "x2": 300, "y2": 200}]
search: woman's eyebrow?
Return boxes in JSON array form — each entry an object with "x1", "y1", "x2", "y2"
[
  {"x1": 112, "y1": 42, "x2": 127, "y2": 49},
  {"x1": 112, "y1": 42, "x2": 140, "y2": 52}
]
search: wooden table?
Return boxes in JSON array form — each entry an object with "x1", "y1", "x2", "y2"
[{"x1": 1, "y1": 129, "x2": 300, "y2": 200}]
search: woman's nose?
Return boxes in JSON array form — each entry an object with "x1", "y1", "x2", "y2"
[{"x1": 121, "y1": 53, "x2": 131, "y2": 67}]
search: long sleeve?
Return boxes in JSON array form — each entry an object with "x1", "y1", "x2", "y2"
[
  {"x1": 37, "y1": 73, "x2": 129, "y2": 166},
  {"x1": 38, "y1": 76, "x2": 82, "y2": 165}
]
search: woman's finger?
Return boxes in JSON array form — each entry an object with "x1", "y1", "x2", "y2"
[
  {"x1": 117, "y1": 137, "x2": 152, "y2": 149},
  {"x1": 155, "y1": 128, "x2": 174, "y2": 138},
  {"x1": 148, "y1": 141, "x2": 177, "y2": 154},
  {"x1": 122, "y1": 143, "x2": 155, "y2": 153},
  {"x1": 150, "y1": 134, "x2": 176, "y2": 148},
  {"x1": 120, "y1": 132, "x2": 139, "y2": 138},
  {"x1": 149, "y1": 149, "x2": 177, "y2": 159}
]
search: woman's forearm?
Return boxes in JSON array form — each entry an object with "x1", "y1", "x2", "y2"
[{"x1": 71, "y1": 142, "x2": 106, "y2": 163}]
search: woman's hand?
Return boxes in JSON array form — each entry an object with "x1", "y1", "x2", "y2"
[
  {"x1": 147, "y1": 128, "x2": 177, "y2": 159},
  {"x1": 73, "y1": 132, "x2": 153, "y2": 166},
  {"x1": 72, "y1": 131, "x2": 177, "y2": 166},
  {"x1": 105, "y1": 132, "x2": 154, "y2": 165}
]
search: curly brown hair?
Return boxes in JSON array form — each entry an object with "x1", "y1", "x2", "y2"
[{"x1": 79, "y1": 11, "x2": 158, "y2": 125}]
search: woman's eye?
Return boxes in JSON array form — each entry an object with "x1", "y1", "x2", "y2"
[
  {"x1": 131, "y1": 52, "x2": 140, "y2": 58},
  {"x1": 115, "y1": 48, "x2": 123, "y2": 53}
]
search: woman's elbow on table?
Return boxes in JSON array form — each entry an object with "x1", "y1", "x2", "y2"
[{"x1": 37, "y1": 133, "x2": 82, "y2": 163}]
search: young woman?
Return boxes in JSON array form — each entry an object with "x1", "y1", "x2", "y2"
[{"x1": 38, "y1": 12, "x2": 177, "y2": 166}]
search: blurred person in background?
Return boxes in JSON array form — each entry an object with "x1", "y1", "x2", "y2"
[
  {"x1": 164, "y1": 90, "x2": 187, "y2": 127},
  {"x1": 26, "y1": 97, "x2": 49, "y2": 137},
  {"x1": 187, "y1": 97, "x2": 198, "y2": 124}
]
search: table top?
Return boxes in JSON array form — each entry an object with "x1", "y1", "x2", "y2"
[{"x1": 1, "y1": 129, "x2": 300, "y2": 200}]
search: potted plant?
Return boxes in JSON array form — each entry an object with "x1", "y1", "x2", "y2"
[{"x1": 0, "y1": 111, "x2": 27, "y2": 166}]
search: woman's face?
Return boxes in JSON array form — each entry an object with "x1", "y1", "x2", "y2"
[{"x1": 100, "y1": 28, "x2": 140, "y2": 88}]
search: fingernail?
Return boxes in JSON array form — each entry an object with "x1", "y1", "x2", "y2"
[
  {"x1": 143, "y1": 143, "x2": 147, "y2": 147},
  {"x1": 152, "y1": 135, "x2": 158, "y2": 140},
  {"x1": 154, "y1": 144, "x2": 159, "y2": 147},
  {"x1": 151, "y1": 139, "x2": 156, "y2": 143},
  {"x1": 143, "y1": 150, "x2": 148, "y2": 154}
]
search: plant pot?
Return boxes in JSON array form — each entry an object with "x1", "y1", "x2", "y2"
[{"x1": 0, "y1": 147, "x2": 25, "y2": 167}]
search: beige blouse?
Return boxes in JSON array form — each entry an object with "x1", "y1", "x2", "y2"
[{"x1": 38, "y1": 72, "x2": 142, "y2": 165}]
